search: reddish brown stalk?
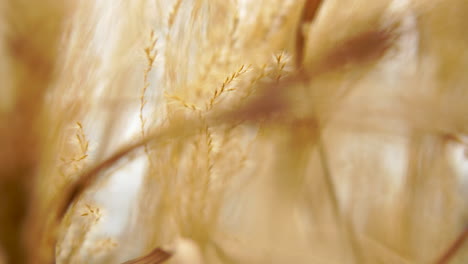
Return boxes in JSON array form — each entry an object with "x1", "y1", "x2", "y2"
[
  {"x1": 435, "y1": 227, "x2": 468, "y2": 264},
  {"x1": 295, "y1": 0, "x2": 323, "y2": 67},
  {"x1": 317, "y1": 28, "x2": 396, "y2": 72},
  {"x1": 58, "y1": 24, "x2": 400, "y2": 221},
  {"x1": 122, "y1": 248, "x2": 172, "y2": 264}
]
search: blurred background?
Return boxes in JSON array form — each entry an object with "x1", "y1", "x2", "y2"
[{"x1": 0, "y1": 0, "x2": 467, "y2": 263}]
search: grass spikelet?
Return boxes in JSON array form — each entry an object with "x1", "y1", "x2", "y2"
[
  {"x1": 1, "y1": 1, "x2": 468, "y2": 264},
  {"x1": 140, "y1": 30, "x2": 157, "y2": 166},
  {"x1": 164, "y1": 92, "x2": 200, "y2": 112},
  {"x1": 206, "y1": 64, "x2": 250, "y2": 111},
  {"x1": 59, "y1": 122, "x2": 90, "y2": 181},
  {"x1": 168, "y1": 0, "x2": 183, "y2": 29}
]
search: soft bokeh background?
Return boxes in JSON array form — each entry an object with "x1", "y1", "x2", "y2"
[{"x1": 1, "y1": 0, "x2": 467, "y2": 263}]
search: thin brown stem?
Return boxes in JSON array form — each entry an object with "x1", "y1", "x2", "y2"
[
  {"x1": 122, "y1": 248, "x2": 172, "y2": 264},
  {"x1": 435, "y1": 226, "x2": 468, "y2": 264}
]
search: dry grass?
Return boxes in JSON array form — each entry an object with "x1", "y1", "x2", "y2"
[{"x1": 0, "y1": 0, "x2": 467, "y2": 263}]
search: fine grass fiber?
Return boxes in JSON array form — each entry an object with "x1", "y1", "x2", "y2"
[{"x1": 0, "y1": 0, "x2": 467, "y2": 263}]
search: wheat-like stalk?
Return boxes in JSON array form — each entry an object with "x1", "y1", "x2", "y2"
[{"x1": 1, "y1": 0, "x2": 468, "y2": 264}]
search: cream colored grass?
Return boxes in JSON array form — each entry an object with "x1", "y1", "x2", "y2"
[{"x1": 0, "y1": 0, "x2": 467, "y2": 264}]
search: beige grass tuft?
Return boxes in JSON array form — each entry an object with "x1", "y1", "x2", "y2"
[{"x1": 0, "y1": 0, "x2": 467, "y2": 264}]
